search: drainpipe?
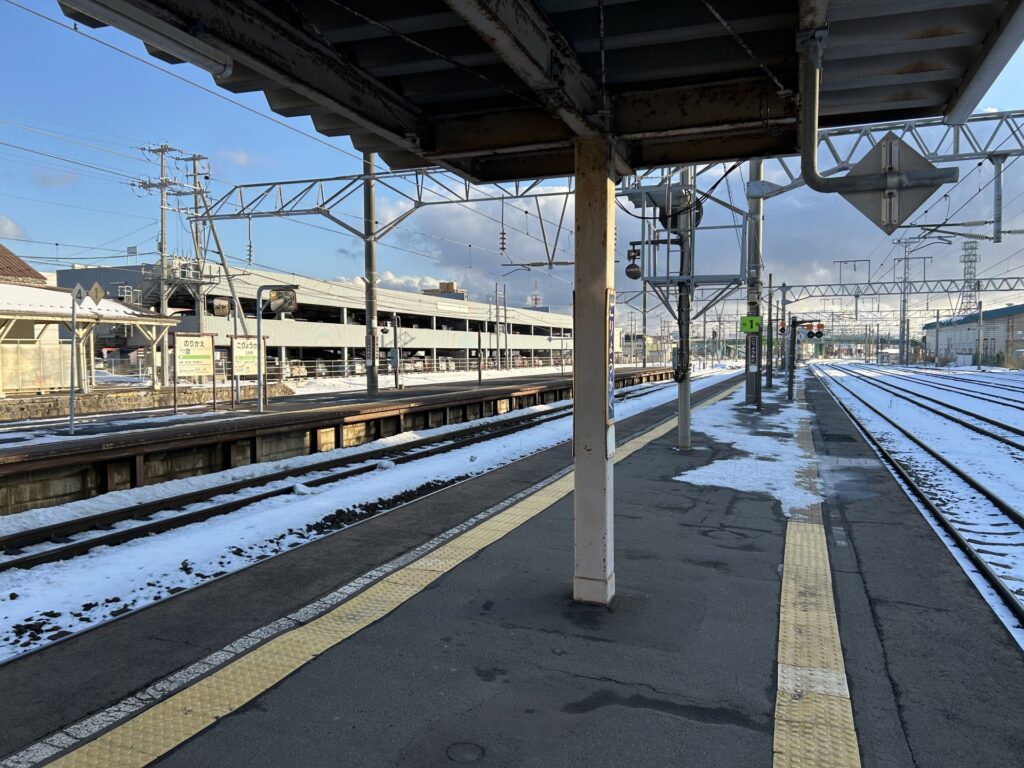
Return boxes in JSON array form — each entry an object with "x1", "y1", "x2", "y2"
[{"x1": 798, "y1": 30, "x2": 958, "y2": 195}]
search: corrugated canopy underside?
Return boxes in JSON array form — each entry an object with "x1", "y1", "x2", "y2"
[{"x1": 61, "y1": 0, "x2": 1020, "y2": 182}]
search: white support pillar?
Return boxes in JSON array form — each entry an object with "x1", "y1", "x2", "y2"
[
  {"x1": 572, "y1": 136, "x2": 616, "y2": 606},
  {"x1": 0, "y1": 320, "x2": 12, "y2": 398}
]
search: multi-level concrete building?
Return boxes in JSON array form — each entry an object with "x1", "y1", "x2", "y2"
[
  {"x1": 923, "y1": 303, "x2": 1024, "y2": 367},
  {"x1": 57, "y1": 260, "x2": 573, "y2": 372}
]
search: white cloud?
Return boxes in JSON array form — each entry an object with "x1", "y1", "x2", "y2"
[
  {"x1": 0, "y1": 214, "x2": 26, "y2": 239},
  {"x1": 335, "y1": 271, "x2": 441, "y2": 293},
  {"x1": 377, "y1": 271, "x2": 441, "y2": 292},
  {"x1": 32, "y1": 170, "x2": 77, "y2": 188},
  {"x1": 220, "y1": 149, "x2": 254, "y2": 167}
]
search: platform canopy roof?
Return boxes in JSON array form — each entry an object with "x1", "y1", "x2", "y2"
[
  {"x1": 60, "y1": 0, "x2": 1024, "y2": 181},
  {"x1": 0, "y1": 283, "x2": 178, "y2": 326}
]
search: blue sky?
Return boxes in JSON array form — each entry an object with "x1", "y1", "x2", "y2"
[{"x1": 2, "y1": 1, "x2": 1024, "y2": 327}]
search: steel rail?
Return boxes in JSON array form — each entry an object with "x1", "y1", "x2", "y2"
[
  {"x1": 814, "y1": 366, "x2": 1024, "y2": 527},
  {"x1": 866, "y1": 364, "x2": 1024, "y2": 410},
  {"x1": 813, "y1": 368, "x2": 1024, "y2": 626},
  {"x1": 0, "y1": 374, "x2": 742, "y2": 572},
  {"x1": 888, "y1": 365, "x2": 1024, "y2": 396},
  {"x1": 836, "y1": 365, "x2": 1024, "y2": 445},
  {"x1": 0, "y1": 404, "x2": 573, "y2": 558}
]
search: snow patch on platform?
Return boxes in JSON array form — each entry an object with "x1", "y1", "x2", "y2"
[{"x1": 674, "y1": 381, "x2": 821, "y2": 517}]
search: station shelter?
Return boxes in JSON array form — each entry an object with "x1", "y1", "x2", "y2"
[{"x1": 0, "y1": 245, "x2": 178, "y2": 397}]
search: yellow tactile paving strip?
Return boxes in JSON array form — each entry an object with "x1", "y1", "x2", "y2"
[
  {"x1": 772, "y1": 386, "x2": 861, "y2": 768},
  {"x1": 48, "y1": 384, "x2": 739, "y2": 768}
]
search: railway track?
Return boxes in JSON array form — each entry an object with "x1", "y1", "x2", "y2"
[
  {"x1": 832, "y1": 364, "x2": 1024, "y2": 446},
  {"x1": 863, "y1": 364, "x2": 1024, "y2": 411},
  {"x1": 888, "y1": 365, "x2": 1024, "y2": 397},
  {"x1": 814, "y1": 366, "x2": 1024, "y2": 625},
  {"x1": 0, "y1": 375, "x2": 742, "y2": 572}
]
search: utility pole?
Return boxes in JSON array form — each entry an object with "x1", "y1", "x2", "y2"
[
  {"x1": 745, "y1": 158, "x2": 763, "y2": 405},
  {"x1": 701, "y1": 313, "x2": 707, "y2": 370},
  {"x1": 787, "y1": 317, "x2": 798, "y2": 401},
  {"x1": 677, "y1": 166, "x2": 694, "y2": 450},
  {"x1": 140, "y1": 144, "x2": 177, "y2": 386},
  {"x1": 765, "y1": 273, "x2": 774, "y2": 388},
  {"x1": 641, "y1": 259, "x2": 648, "y2": 368},
  {"x1": 899, "y1": 244, "x2": 909, "y2": 365},
  {"x1": 977, "y1": 300, "x2": 984, "y2": 370},
  {"x1": 363, "y1": 152, "x2": 379, "y2": 395},
  {"x1": 503, "y1": 284, "x2": 509, "y2": 368},
  {"x1": 494, "y1": 284, "x2": 500, "y2": 370},
  {"x1": 177, "y1": 153, "x2": 208, "y2": 336},
  {"x1": 778, "y1": 285, "x2": 788, "y2": 372},
  {"x1": 934, "y1": 309, "x2": 941, "y2": 367}
]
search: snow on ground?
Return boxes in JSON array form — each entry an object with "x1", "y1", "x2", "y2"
[
  {"x1": 0, "y1": 409, "x2": 233, "y2": 447},
  {"x1": 672, "y1": 373, "x2": 821, "y2": 517},
  {"x1": 816, "y1": 363, "x2": 1024, "y2": 649},
  {"x1": 0, "y1": 372, "x2": 737, "y2": 661},
  {"x1": 290, "y1": 365, "x2": 569, "y2": 395},
  {"x1": 819, "y1": 366, "x2": 1024, "y2": 517},
  {"x1": 840, "y1": 365, "x2": 1024, "y2": 434},
  {"x1": 288, "y1": 360, "x2": 742, "y2": 395}
]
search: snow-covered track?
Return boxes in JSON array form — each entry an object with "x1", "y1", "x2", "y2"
[
  {"x1": 833, "y1": 364, "x2": 1024, "y2": 446},
  {"x1": 888, "y1": 365, "x2": 1024, "y2": 397},
  {"x1": 860, "y1": 364, "x2": 1024, "y2": 411},
  {"x1": 814, "y1": 366, "x2": 1024, "y2": 625},
  {"x1": 0, "y1": 405, "x2": 573, "y2": 571},
  {"x1": 1, "y1": 377, "x2": 740, "y2": 572}
]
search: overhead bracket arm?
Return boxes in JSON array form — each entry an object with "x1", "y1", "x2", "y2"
[{"x1": 798, "y1": 30, "x2": 959, "y2": 195}]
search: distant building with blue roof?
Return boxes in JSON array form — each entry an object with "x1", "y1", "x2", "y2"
[{"x1": 921, "y1": 302, "x2": 1024, "y2": 367}]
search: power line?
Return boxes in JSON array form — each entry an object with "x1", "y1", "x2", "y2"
[
  {"x1": 0, "y1": 233, "x2": 152, "y2": 253},
  {"x1": 0, "y1": 192, "x2": 155, "y2": 220},
  {"x1": 0, "y1": 139, "x2": 137, "y2": 179},
  {"x1": 4, "y1": 1, "x2": 577, "y2": 263},
  {"x1": 0, "y1": 119, "x2": 159, "y2": 166}
]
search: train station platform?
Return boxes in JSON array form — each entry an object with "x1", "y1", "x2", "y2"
[{"x1": 2, "y1": 374, "x2": 1022, "y2": 767}]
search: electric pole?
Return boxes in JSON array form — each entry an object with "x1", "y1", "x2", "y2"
[
  {"x1": 677, "y1": 166, "x2": 694, "y2": 450},
  {"x1": 364, "y1": 152, "x2": 379, "y2": 395},
  {"x1": 745, "y1": 158, "x2": 763, "y2": 405},
  {"x1": 177, "y1": 153, "x2": 208, "y2": 335},
  {"x1": 140, "y1": 144, "x2": 178, "y2": 386}
]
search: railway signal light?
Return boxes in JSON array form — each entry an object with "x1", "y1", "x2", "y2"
[{"x1": 624, "y1": 246, "x2": 641, "y2": 280}]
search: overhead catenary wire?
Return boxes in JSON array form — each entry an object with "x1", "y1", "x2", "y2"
[{"x1": 4, "y1": 1, "x2": 582, "y2": 265}]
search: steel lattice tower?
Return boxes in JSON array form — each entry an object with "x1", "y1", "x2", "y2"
[{"x1": 959, "y1": 241, "x2": 980, "y2": 314}]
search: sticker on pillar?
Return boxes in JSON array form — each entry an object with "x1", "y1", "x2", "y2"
[
  {"x1": 747, "y1": 334, "x2": 758, "y2": 373},
  {"x1": 607, "y1": 289, "x2": 615, "y2": 424}
]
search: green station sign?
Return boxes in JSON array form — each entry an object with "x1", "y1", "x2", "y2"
[{"x1": 740, "y1": 315, "x2": 762, "y2": 334}]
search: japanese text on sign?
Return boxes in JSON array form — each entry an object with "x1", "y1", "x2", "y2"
[
  {"x1": 231, "y1": 336, "x2": 261, "y2": 376},
  {"x1": 175, "y1": 334, "x2": 213, "y2": 377},
  {"x1": 607, "y1": 290, "x2": 616, "y2": 424}
]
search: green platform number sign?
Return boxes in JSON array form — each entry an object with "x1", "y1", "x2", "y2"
[{"x1": 740, "y1": 315, "x2": 762, "y2": 334}]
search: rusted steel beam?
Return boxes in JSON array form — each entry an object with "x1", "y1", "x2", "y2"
[{"x1": 444, "y1": 0, "x2": 600, "y2": 136}]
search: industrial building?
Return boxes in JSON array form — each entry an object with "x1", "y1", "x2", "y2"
[
  {"x1": 923, "y1": 303, "x2": 1024, "y2": 368},
  {"x1": 56, "y1": 260, "x2": 573, "y2": 374}
]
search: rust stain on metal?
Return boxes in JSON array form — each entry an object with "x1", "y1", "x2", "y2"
[
  {"x1": 893, "y1": 61, "x2": 946, "y2": 75},
  {"x1": 907, "y1": 26, "x2": 963, "y2": 40}
]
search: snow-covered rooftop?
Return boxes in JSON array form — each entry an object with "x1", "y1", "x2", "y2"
[{"x1": 0, "y1": 283, "x2": 177, "y2": 325}]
